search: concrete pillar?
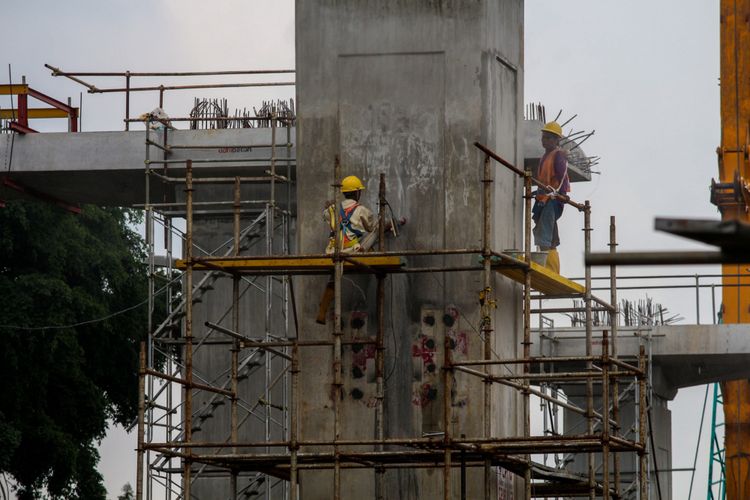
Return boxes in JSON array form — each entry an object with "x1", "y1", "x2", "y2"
[{"x1": 295, "y1": 1, "x2": 524, "y2": 498}]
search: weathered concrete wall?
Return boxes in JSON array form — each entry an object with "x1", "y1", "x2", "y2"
[{"x1": 295, "y1": 1, "x2": 524, "y2": 498}]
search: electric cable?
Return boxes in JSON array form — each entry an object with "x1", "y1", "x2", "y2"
[
  {"x1": 0, "y1": 274, "x2": 178, "y2": 331},
  {"x1": 687, "y1": 384, "x2": 710, "y2": 500},
  {"x1": 648, "y1": 405, "x2": 664, "y2": 500}
]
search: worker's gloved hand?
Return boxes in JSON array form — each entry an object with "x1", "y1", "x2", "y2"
[{"x1": 323, "y1": 199, "x2": 334, "y2": 210}]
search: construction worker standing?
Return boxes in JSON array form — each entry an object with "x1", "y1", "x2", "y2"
[
  {"x1": 323, "y1": 175, "x2": 377, "y2": 254},
  {"x1": 532, "y1": 121, "x2": 569, "y2": 274},
  {"x1": 317, "y1": 175, "x2": 376, "y2": 324}
]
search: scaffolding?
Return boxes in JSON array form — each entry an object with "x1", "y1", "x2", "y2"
[
  {"x1": 123, "y1": 116, "x2": 651, "y2": 499},
  {"x1": 108, "y1": 70, "x2": 295, "y2": 498},
  {"x1": 41, "y1": 65, "x2": 651, "y2": 498}
]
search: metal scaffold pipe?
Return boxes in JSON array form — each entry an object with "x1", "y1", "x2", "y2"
[
  {"x1": 183, "y1": 159, "x2": 195, "y2": 499},
  {"x1": 481, "y1": 154, "x2": 493, "y2": 500},
  {"x1": 610, "y1": 216, "x2": 621, "y2": 497},
  {"x1": 523, "y1": 166, "x2": 533, "y2": 500},
  {"x1": 375, "y1": 173, "x2": 386, "y2": 500},
  {"x1": 584, "y1": 200, "x2": 595, "y2": 500},
  {"x1": 332, "y1": 156, "x2": 343, "y2": 500}
]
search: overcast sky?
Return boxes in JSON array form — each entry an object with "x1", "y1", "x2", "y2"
[{"x1": 2, "y1": 1, "x2": 725, "y2": 498}]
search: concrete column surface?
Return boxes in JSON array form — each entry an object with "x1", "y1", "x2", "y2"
[{"x1": 295, "y1": 1, "x2": 523, "y2": 498}]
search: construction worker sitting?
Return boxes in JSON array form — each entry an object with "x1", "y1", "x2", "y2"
[
  {"x1": 323, "y1": 175, "x2": 377, "y2": 254},
  {"x1": 532, "y1": 121, "x2": 570, "y2": 274}
]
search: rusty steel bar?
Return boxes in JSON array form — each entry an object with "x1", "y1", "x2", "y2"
[
  {"x1": 183, "y1": 159, "x2": 194, "y2": 500},
  {"x1": 528, "y1": 306, "x2": 611, "y2": 314},
  {"x1": 455, "y1": 355, "x2": 606, "y2": 366},
  {"x1": 584, "y1": 201, "x2": 595, "y2": 500},
  {"x1": 523, "y1": 169, "x2": 533, "y2": 500},
  {"x1": 230, "y1": 177, "x2": 241, "y2": 500},
  {"x1": 482, "y1": 154, "x2": 493, "y2": 500},
  {"x1": 144, "y1": 433, "x2": 643, "y2": 451},
  {"x1": 204, "y1": 322, "x2": 292, "y2": 360},
  {"x1": 125, "y1": 73, "x2": 130, "y2": 131},
  {"x1": 136, "y1": 342, "x2": 146, "y2": 500},
  {"x1": 146, "y1": 157, "x2": 294, "y2": 164},
  {"x1": 609, "y1": 216, "x2": 621, "y2": 498},
  {"x1": 375, "y1": 174, "x2": 386, "y2": 500},
  {"x1": 191, "y1": 247, "x2": 485, "y2": 260},
  {"x1": 475, "y1": 141, "x2": 585, "y2": 211},
  {"x1": 638, "y1": 346, "x2": 648, "y2": 500},
  {"x1": 332, "y1": 156, "x2": 343, "y2": 500},
  {"x1": 128, "y1": 115, "x2": 290, "y2": 123},
  {"x1": 144, "y1": 369, "x2": 233, "y2": 397},
  {"x1": 602, "y1": 330, "x2": 611, "y2": 500},
  {"x1": 148, "y1": 173, "x2": 291, "y2": 184},
  {"x1": 93, "y1": 80, "x2": 295, "y2": 94},
  {"x1": 168, "y1": 143, "x2": 293, "y2": 149},
  {"x1": 203, "y1": 338, "x2": 377, "y2": 348},
  {"x1": 46, "y1": 64, "x2": 294, "y2": 77},
  {"x1": 477, "y1": 371, "x2": 633, "y2": 382},
  {"x1": 443, "y1": 326, "x2": 453, "y2": 500},
  {"x1": 453, "y1": 366, "x2": 597, "y2": 421},
  {"x1": 290, "y1": 344, "x2": 300, "y2": 500}
]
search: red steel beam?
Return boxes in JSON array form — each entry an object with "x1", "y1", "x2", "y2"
[{"x1": 1, "y1": 177, "x2": 81, "y2": 214}]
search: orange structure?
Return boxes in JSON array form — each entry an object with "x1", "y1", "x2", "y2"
[{"x1": 718, "y1": 2, "x2": 750, "y2": 498}]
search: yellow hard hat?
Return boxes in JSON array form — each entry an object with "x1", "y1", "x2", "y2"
[
  {"x1": 541, "y1": 121, "x2": 563, "y2": 138},
  {"x1": 341, "y1": 175, "x2": 365, "y2": 193}
]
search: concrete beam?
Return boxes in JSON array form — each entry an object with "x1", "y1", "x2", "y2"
[
  {"x1": 0, "y1": 128, "x2": 296, "y2": 206},
  {"x1": 532, "y1": 323, "x2": 750, "y2": 398}
]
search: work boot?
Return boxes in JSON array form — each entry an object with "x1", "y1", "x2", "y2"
[
  {"x1": 545, "y1": 248, "x2": 560, "y2": 274},
  {"x1": 316, "y1": 282, "x2": 335, "y2": 324}
]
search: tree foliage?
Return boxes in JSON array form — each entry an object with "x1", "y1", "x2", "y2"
[
  {"x1": 117, "y1": 483, "x2": 134, "y2": 500},
  {"x1": 0, "y1": 201, "x2": 149, "y2": 499}
]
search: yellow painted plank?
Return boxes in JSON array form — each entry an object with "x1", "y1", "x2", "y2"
[
  {"x1": 0, "y1": 108, "x2": 74, "y2": 119},
  {"x1": 490, "y1": 255, "x2": 585, "y2": 296},
  {"x1": 176, "y1": 255, "x2": 404, "y2": 272},
  {"x1": 0, "y1": 84, "x2": 28, "y2": 95}
]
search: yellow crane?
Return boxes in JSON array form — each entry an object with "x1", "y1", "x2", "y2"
[{"x1": 717, "y1": 2, "x2": 750, "y2": 498}]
